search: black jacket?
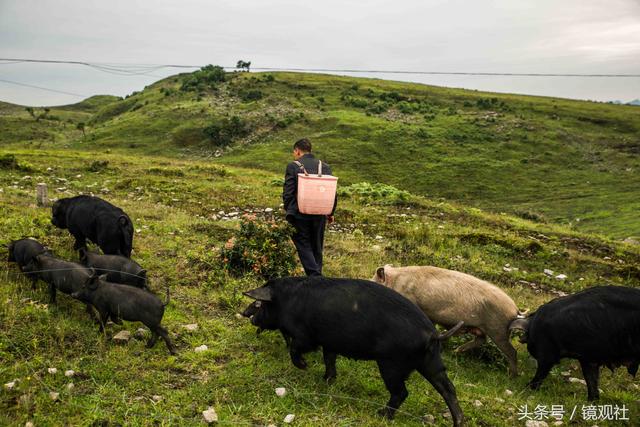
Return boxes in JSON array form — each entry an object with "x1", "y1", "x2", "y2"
[{"x1": 283, "y1": 153, "x2": 337, "y2": 219}]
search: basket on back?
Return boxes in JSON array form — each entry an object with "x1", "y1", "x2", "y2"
[{"x1": 294, "y1": 160, "x2": 338, "y2": 215}]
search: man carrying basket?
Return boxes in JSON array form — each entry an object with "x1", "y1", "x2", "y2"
[{"x1": 283, "y1": 138, "x2": 337, "y2": 276}]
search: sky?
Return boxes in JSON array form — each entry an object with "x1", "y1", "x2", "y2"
[{"x1": 1, "y1": 0, "x2": 639, "y2": 106}]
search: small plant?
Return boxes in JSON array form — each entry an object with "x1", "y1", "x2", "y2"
[
  {"x1": 220, "y1": 215, "x2": 296, "y2": 280},
  {"x1": 87, "y1": 160, "x2": 109, "y2": 172},
  {"x1": 0, "y1": 154, "x2": 33, "y2": 171},
  {"x1": 239, "y1": 89, "x2": 263, "y2": 102}
]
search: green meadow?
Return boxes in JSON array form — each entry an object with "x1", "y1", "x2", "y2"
[{"x1": 1, "y1": 69, "x2": 639, "y2": 426}]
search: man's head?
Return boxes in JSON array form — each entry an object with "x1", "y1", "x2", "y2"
[{"x1": 293, "y1": 138, "x2": 312, "y2": 160}]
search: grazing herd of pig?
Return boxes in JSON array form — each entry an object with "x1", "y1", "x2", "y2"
[{"x1": 6, "y1": 195, "x2": 640, "y2": 426}]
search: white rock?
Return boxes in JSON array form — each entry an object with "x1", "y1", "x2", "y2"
[
  {"x1": 264, "y1": 208, "x2": 273, "y2": 213},
  {"x1": 437, "y1": 225, "x2": 445, "y2": 229},
  {"x1": 284, "y1": 414, "x2": 295, "y2": 423},
  {"x1": 423, "y1": 414, "x2": 436, "y2": 424},
  {"x1": 543, "y1": 269, "x2": 554, "y2": 276},
  {"x1": 195, "y1": 344, "x2": 208, "y2": 353},
  {"x1": 579, "y1": 277, "x2": 585, "y2": 281},
  {"x1": 25, "y1": 422, "x2": 34, "y2": 427},
  {"x1": 202, "y1": 406, "x2": 218, "y2": 423},
  {"x1": 503, "y1": 267, "x2": 512, "y2": 272},
  {"x1": 66, "y1": 382, "x2": 75, "y2": 391},
  {"x1": 235, "y1": 313, "x2": 243, "y2": 320},
  {"x1": 4, "y1": 381, "x2": 16, "y2": 390},
  {"x1": 525, "y1": 421, "x2": 548, "y2": 427},
  {"x1": 64, "y1": 370, "x2": 75, "y2": 377},
  {"x1": 569, "y1": 377, "x2": 586, "y2": 385},
  {"x1": 112, "y1": 330, "x2": 131, "y2": 344},
  {"x1": 560, "y1": 371, "x2": 571, "y2": 377},
  {"x1": 555, "y1": 274, "x2": 567, "y2": 280},
  {"x1": 152, "y1": 395, "x2": 163, "y2": 402},
  {"x1": 49, "y1": 391, "x2": 59, "y2": 401},
  {"x1": 275, "y1": 387, "x2": 287, "y2": 397},
  {"x1": 553, "y1": 422, "x2": 563, "y2": 426},
  {"x1": 504, "y1": 389, "x2": 513, "y2": 396},
  {"x1": 48, "y1": 368, "x2": 57, "y2": 374},
  {"x1": 375, "y1": 235, "x2": 383, "y2": 240},
  {"x1": 473, "y1": 399, "x2": 483, "y2": 407},
  {"x1": 76, "y1": 174, "x2": 82, "y2": 178},
  {"x1": 184, "y1": 324, "x2": 199, "y2": 331},
  {"x1": 495, "y1": 397, "x2": 505, "y2": 403}
]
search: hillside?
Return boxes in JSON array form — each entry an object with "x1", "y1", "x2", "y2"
[
  {"x1": 1, "y1": 144, "x2": 639, "y2": 425},
  {"x1": 0, "y1": 69, "x2": 638, "y2": 238}
]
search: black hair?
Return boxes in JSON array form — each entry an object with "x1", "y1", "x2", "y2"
[{"x1": 293, "y1": 138, "x2": 312, "y2": 153}]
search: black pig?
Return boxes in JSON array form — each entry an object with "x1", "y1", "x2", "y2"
[
  {"x1": 23, "y1": 254, "x2": 97, "y2": 318},
  {"x1": 8, "y1": 238, "x2": 51, "y2": 288},
  {"x1": 510, "y1": 285, "x2": 640, "y2": 400},
  {"x1": 72, "y1": 275, "x2": 176, "y2": 355},
  {"x1": 79, "y1": 248, "x2": 147, "y2": 289},
  {"x1": 243, "y1": 276, "x2": 464, "y2": 425},
  {"x1": 51, "y1": 195, "x2": 134, "y2": 257}
]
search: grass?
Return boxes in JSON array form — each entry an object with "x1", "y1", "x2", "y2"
[
  {"x1": 1, "y1": 71, "x2": 639, "y2": 238},
  {"x1": 1, "y1": 147, "x2": 639, "y2": 426},
  {"x1": 1, "y1": 70, "x2": 639, "y2": 425}
]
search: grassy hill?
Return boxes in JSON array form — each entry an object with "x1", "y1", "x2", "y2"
[
  {"x1": 1, "y1": 69, "x2": 639, "y2": 425},
  {"x1": 1, "y1": 70, "x2": 638, "y2": 238},
  {"x1": 1, "y1": 146, "x2": 639, "y2": 426}
]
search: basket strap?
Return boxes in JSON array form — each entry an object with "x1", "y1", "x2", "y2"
[
  {"x1": 294, "y1": 161, "x2": 309, "y2": 176},
  {"x1": 318, "y1": 161, "x2": 323, "y2": 177}
]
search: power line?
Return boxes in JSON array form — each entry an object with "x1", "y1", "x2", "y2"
[
  {"x1": 0, "y1": 77, "x2": 87, "y2": 98},
  {"x1": 1, "y1": 57, "x2": 639, "y2": 78}
]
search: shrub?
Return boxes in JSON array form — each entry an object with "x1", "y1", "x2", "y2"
[
  {"x1": 181, "y1": 65, "x2": 226, "y2": 92},
  {"x1": 239, "y1": 89, "x2": 263, "y2": 102},
  {"x1": 0, "y1": 154, "x2": 33, "y2": 171},
  {"x1": 338, "y1": 182, "x2": 412, "y2": 205},
  {"x1": 220, "y1": 216, "x2": 296, "y2": 280},
  {"x1": 203, "y1": 116, "x2": 251, "y2": 147},
  {"x1": 87, "y1": 160, "x2": 109, "y2": 172}
]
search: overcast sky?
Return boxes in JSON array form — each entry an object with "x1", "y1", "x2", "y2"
[{"x1": 1, "y1": 0, "x2": 639, "y2": 106}]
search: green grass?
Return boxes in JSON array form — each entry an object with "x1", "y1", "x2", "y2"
[
  {"x1": 1, "y1": 147, "x2": 639, "y2": 426},
  {"x1": 1, "y1": 70, "x2": 639, "y2": 425},
  {"x1": 1, "y1": 71, "x2": 639, "y2": 238}
]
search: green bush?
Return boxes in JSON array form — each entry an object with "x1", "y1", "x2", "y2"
[
  {"x1": 87, "y1": 160, "x2": 108, "y2": 172},
  {"x1": 239, "y1": 89, "x2": 263, "y2": 102},
  {"x1": 181, "y1": 65, "x2": 226, "y2": 92},
  {"x1": 220, "y1": 216, "x2": 296, "y2": 280},
  {"x1": 0, "y1": 154, "x2": 33, "y2": 171},
  {"x1": 203, "y1": 116, "x2": 251, "y2": 147},
  {"x1": 338, "y1": 182, "x2": 412, "y2": 205}
]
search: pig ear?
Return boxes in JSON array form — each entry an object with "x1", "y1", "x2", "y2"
[
  {"x1": 87, "y1": 274, "x2": 100, "y2": 289},
  {"x1": 99, "y1": 274, "x2": 108, "y2": 281},
  {"x1": 243, "y1": 286, "x2": 273, "y2": 302},
  {"x1": 375, "y1": 266, "x2": 386, "y2": 282}
]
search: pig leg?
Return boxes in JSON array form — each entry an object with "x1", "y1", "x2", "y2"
[
  {"x1": 454, "y1": 334, "x2": 486, "y2": 353},
  {"x1": 147, "y1": 331, "x2": 159, "y2": 348},
  {"x1": 490, "y1": 332, "x2": 518, "y2": 377},
  {"x1": 376, "y1": 361, "x2": 411, "y2": 419},
  {"x1": 154, "y1": 325, "x2": 177, "y2": 355},
  {"x1": 579, "y1": 360, "x2": 600, "y2": 401},
  {"x1": 71, "y1": 233, "x2": 86, "y2": 251},
  {"x1": 528, "y1": 358, "x2": 555, "y2": 390},
  {"x1": 322, "y1": 349, "x2": 337, "y2": 382},
  {"x1": 48, "y1": 283, "x2": 57, "y2": 303},
  {"x1": 287, "y1": 334, "x2": 313, "y2": 369},
  {"x1": 96, "y1": 310, "x2": 109, "y2": 332},
  {"x1": 418, "y1": 362, "x2": 464, "y2": 427}
]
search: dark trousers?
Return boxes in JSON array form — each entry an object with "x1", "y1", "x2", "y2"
[{"x1": 289, "y1": 216, "x2": 326, "y2": 277}]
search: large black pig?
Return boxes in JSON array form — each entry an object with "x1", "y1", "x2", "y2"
[
  {"x1": 51, "y1": 195, "x2": 134, "y2": 257},
  {"x1": 510, "y1": 285, "x2": 640, "y2": 400},
  {"x1": 8, "y1": 238, "x2": 51, "y2": 288},
  {"x1": 79, "y1": 248, "x2": 147, "y2": 289},
  {"x1": 243, "y1": 276, "x2": 464, "y2": 426}
]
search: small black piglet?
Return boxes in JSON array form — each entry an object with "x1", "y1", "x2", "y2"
[
  {"x1": 72, "y1": 275, "x2": 176, "y2": 355},
  {"x1": 79, "y1": 248, "x2": 147, "y2": 289}
]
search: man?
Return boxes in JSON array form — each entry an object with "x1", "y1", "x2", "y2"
[{"x1": 283, "y1": 138, "x2": 336, "y2": 276}]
